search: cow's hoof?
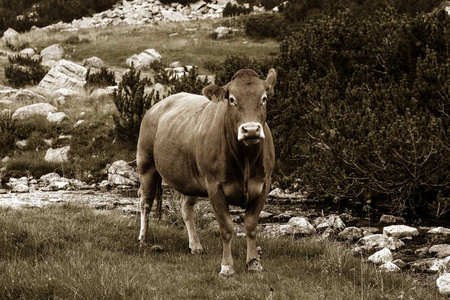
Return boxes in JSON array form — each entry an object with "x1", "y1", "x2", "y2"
[
  {"x1": 219, "y1": 265, "x2": 235, "y2": 278},
  {"x1": 190, "y1": 245, "x2": 205, "y2": 254},
  {"x1": 247, "y1": 258, "x2": 263, "y2": 273}
]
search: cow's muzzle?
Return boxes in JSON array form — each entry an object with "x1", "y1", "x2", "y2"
[{"x1": 238, "y1": 122, "x2": 265, "y2": 145}]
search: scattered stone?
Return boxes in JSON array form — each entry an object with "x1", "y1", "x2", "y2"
[
  {"x1": 428, "y1": 227, "x2": 450, "y2": 235},
  {"x1": 44, "y1": 146, "x2": 70, "y2": 163},
  {"x1": 358, "y1": 234, "x2": 405, "y2": 252},
  {"x1": 126, "y1": 49, "x2": 162, "y2": 70},
  {"x1": 19, "y1": 48, "x2": 36, "y2": 57},
  {"x1": 361, "y1": 227, "x2": 380, "y2": 236},
  {"x1": 2, "y1": 28, "x2": 19, "y2": 41},
  {"x1": 438, "y1": 257, "x2": 450, "y2": 275},
  {"x1": 379, "y1": 214, "x2": 406, "y2": 224},
  {"x1": 48, "y1": 181, "x2": 70, "y2": 191},
  {"x1": 337, "y1": 227, "x2": 363, "y2": 242},
  {"x1": 286, "y1": 217, "x2": 316, "y2": 235},
  {"x1": 429, "y1": 244, "x2": 450, "y2": 258},
  {"x1": 12, "y1": 184, "x2": 29, "y2": 193},
  {"x1": 392, "y1": 259, "x2": 406, "y2": 268},
  {"x1": 40, "y1": 172, "x2": 61, "y2": 184},
  {"x1": 313, "y1": 214, "x2": 345, "y2": 232},
  {"x1": 383, "y1": 225, "x2": 419, "y2": 238},
  {"x1": 267, "y1": 187, "x2": 304, "y2": 200},
  {"x1": 414, "y1": 246, "x2": 428, "y2": 257},
  {"x1": 437, "y1": 273, "x2": 450, "y2": 296},
  {"x1": 215, "y1": 26, "x2": 231, "y2": 38},
  {"x1": 14, "y1": 89, "x2": 46, "y2": 102},
  {"x1": 38, "y1": 60, "x2": 87, "y2": 93},
  {"x1": 107, "y1": 160, "x2": 139, "y2": 186},
  {"x1": 12, "y1": 103, "x2": 57, "y2": 120},
  {"x1": 409, "y1": 258, "x2": 442, "y2": 273},
  {"x1": 40, "y1": 44, "x2": 64, "y2": 62},
  {"x1": 82, "y1": 56, "x2": 106, "y2": 69},
  {"x1": 258, "y1": 211, "x2": 273, "y2": 221},
  {"x1": 74, "y1": 120, "x2": 85, "y2": 128},
  {"x1": 16, "y1": 140, "x2": 28, "y2": 148},
  {"x1": 368, "y1": 248, "x2": 393, "y2": 264},
  {"x1": 47, "y1": 111, "x2": 67, "y2": 123},
  {"x1": 379, "y1": 261, "x2": 401, "y2": 272}
]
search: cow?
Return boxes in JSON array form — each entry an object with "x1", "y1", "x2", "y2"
[{"x1": 136, "y1": 68, "x2": 276, "y2": 276}]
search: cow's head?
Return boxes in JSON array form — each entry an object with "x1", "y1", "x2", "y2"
[{"x1": 203, "y1": 69, "x2": 276, "y2": 146}]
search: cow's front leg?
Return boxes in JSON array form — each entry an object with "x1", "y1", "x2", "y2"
[
  {"x1": 208, "y1": 186, "x2": 235, "y2": 277},
  {"x1": 244, "y1": 196, "x2": 265, "y2": 272},
  {"x1": 181, "y1": 195, "x2": 204, "y2": 254}
]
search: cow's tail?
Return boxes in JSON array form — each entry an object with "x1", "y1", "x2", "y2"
[{"x1": 156, "y1": 183, "x2": 163, "y2": 221}]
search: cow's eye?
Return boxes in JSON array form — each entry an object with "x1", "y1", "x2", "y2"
[
  {"x1": 229, "y1": 96, "x2": 237, "y2": 106},
  {"x1": 262, "y1": 95, "x2": 268, "y2": 104}
]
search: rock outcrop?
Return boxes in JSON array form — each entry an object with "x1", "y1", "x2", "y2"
[{"x1": 38, "y1": 60, "x2": 87, "y2": 93}]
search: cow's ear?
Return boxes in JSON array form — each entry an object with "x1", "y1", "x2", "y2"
[
  {"x1": 264, "y1": 68, "x2": 277, "y2": 96},
  {"x1": 203, "y1": 84, "x2": 228, "y2": 103}
]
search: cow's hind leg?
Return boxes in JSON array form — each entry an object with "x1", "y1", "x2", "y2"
[
  {"x1": 138, "y1": 166, "x2": 162, "y2": 245},
  {"x1": 181, "y1": 195, "x2": 204, "y2": 254}
]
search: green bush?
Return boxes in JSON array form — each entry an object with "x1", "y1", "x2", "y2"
[
  {"x1": 154, "y1": 66, "x2": 210, "y2": 96},
  {"x1": 244, "y1": 12, "x2": 285, "y2": 39},
  {"x1": 85, "y1": 67, "x2": 116, "y2": 92},
  {"x1": 4, "y1": 55, "x2": 48, "y2": 88},
  {"x1": 269, "y1": 8, "x2": 450, "y2": 217},
  {"x1": 223, "y1": 3, "x2": 252, "y2": 17},
  {"x1": 112, "y1": 66, "x2": 157, "y2": 143}
]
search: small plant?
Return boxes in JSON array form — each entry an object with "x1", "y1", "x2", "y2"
[
  {"x1": 0, "y1": 112, "x2": 16, "y2": 156},
  {"x1": 112, "y1": 66, "x2": 158, "y2": 143},
  {"x1": 4, "y1": 55, "x2": 48, "y2": 88},
  {"x1": 85, "y1": 67, "x2": 116, "y2": 93}
]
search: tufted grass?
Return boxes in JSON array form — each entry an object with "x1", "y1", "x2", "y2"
[{"x1": 0, "y1": 203, "x2": 446, "y2": 300}]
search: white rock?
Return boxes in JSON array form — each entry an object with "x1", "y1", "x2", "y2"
[
  {"x1": 126, "y1": 49, "x2": 162, "y2": 70},
  {"x1": 383, "y1": 225, "x2": 419, "y2": 238},
  {"x1": 108, "y1": 160, "x2": 139, "y2": 186},
  {"x1": 48, "y1": 181, "x2": 70, "y2": 190},
  {"x1": 429, "y1": 244, "x2": 450, "y2": 258},
  {"x1": 55, "y1": 88, "x2": 79, "y2": 98},
  {"x1": 313, "y1": 214, "x2": 346, "y2": 231},
  {"x1": 437, "y1": 273, "x2": 450, "y2": 296},
  {"x1": 14, "y1": 89, "x2": 46, "y2": 102},
  {"x1": 82, "y1": 56, "x2": 106, "y2": 69},
  {"x1": 44, "y1": 146, "x2": 70, "y2": 163},
  {"x1": 40, "y1": 172, "x2": 61, "y2": 184},
  {"x1": 12, "y1": 103, "x2": 57, "y2": 120},
  {"x1": 438, "y1": 257, "x2": 450, "y2": 275},
  {"x1": 428, "y1": 227, "x2": 450, "y2": 235},
  {"x1": 2, "y1": 28, "x2": 19, "y2": 40},
  {"x1": 379, "y1": 261, "x2": 401, "y2": 272},
  {"x1": 40, "y1": 44, "x2": 64, "y2": 62},
  {"x1": 338, "y1": 227, "x2": 364, "y2": 241},
  {"x1": 19, "y1": 48, "x2": 36, "y2": 57},
  {"x1": 47, "y1": 112, "x2": 67, "y2": 123},
  {"x1": 358, "y1": 234, "x2": 405, "y2": 251},
  {"x1": 74, "y1": 120, "x2": 85, "y2": 128},
  {"x1": 38, "y1": 60, "x2": 87, "y2": 93},
  {"x1": 368, "y1": 248, "x2": 393, "y2": 264},
  {"x1": 12, "y1": 184, "x2": 29, "y2": 193},
  {"x1": 215, "y1": 26, "x2": 231, "y2": 38},
  {"x1": 286, "y1": 217, "x2": 316, "y2": 235},
  {"x1": 16, "y1": 140, "x2": 27, "y2": 148}
]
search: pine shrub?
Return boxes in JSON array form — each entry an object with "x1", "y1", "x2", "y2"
[
  {"x1": 85, "y1": 67, "x2": 116, "y2": 92},
  {"x1": 4, "y1": 55, "x2": 48, "y2": 88},
  {"x1": 112, "y1": 66, "x2": 157, "y2": 143}
]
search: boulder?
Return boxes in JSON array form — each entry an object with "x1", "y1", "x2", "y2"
[
  {"x1": 437, "y1": 273, "x2": 450, "y2": 296},
  {"x1": 38, "y1": 60, "x2": 87, "y2": 93},
  {"x1": 19, "y1": 48, "x2": 36, "y2": 57},
  {"x1": 12, "y1": 184, "x2": 29, "y2": 193},
  {"x1": 12, "y1": 103, "x2": 57, "y2": 120},
  {"x1": 40, "y1": 172, "x2": 61, "y2": 184},
  {"x1": 40, "y1": 44, "x2": 64, "y2": 62},
  {"x1": 428, "y1": 227, "x2": 450, "y2": 235},
  {"x1": 44, "y1": 146, "x2": 70, "y2": 163},
  {"x1": 2, "y1": 28, "x2": 19, "y2": 41},
  {"x1": 438, "y1": 257, "x2": 450, "y2": 275},
  {"x1": 82, "y1": 56, "x2": 106, "y2": 69},
  {"x1": 383, "y1": 225, "x2": 419, "y2": 238},
  {"x1": 126, "y1": 49, "x2": 162, "y2": 70},
  {"x1": 47, "y1": 112, "x2": 67, "y2": 123},
  {"x1": 368, "y1": 248, "x2": 393, "y2": 264},
  {"x1": 285, "y1": 217, "x2": 316, "y2": 235},
  {"x1": 379, "y1": 261, "x2": 401, "y2": 272},
  {"x1": 313, "y1": 214, "x2": 345, "y2": 232},
  {"x1": 429, "y1": 244, "x2": 450, "y2": 258},
  {"x1": 379, "y1": 214, "x2": 405, "y2": 224},
  {"x1": 358, "y1": 234, "x2": 405, "y2": 252},
  {"x1": 337, "y1": 227, "x2": 363, "y2": 242},
  {"x1": 215, "y1": 26, "x2": 231, "y2": 38},
  {"x1": 107, "y1": 160, "x2": 139, "y2": 186},
  {"x1": 14, "y1": 89, "x2": 46, "y2": 102}
]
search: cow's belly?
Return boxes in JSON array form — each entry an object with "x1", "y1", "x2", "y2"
[{"x1": 222, "y1": 178, "x2": 265, "y2": 208}]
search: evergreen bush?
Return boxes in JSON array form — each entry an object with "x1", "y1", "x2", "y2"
[
  {"x1": 269, "y1": 8, "x2": 449, "y2": 216},
  {"x1": 85, "y1": 67, "x2": 116, "y2": 92},
  {"x1": 223, "y1": 3, "x2": 252, "y2": 17},
  {"x1": 4, "y1": 55, "x2": 48, "y2": 88},
  {"x1": 112, "y1": 66, "x2": 157, "y2": 143},
  {"x1": 244, "y1": 12, "x2": 285, "y2": 39}
]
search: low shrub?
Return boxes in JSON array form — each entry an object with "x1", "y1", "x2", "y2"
[
  {"x1": 223, "y1": 2, "x2": 252, "y2": 17},
  {"x1": 85, "y1": 67, "x2": 116, "y2": 92},
  {"x1": 4, "y1": 55, "x2": 48, "y2": 88},
  {"x1": 112, "y1": 66, "x2": 157, "y2": 143},
  {"x1": 0, "y1": 112, "x2": 16, "y2": 156},
  {"x1": 244, "y1": 12, "x2": 286, "y2": 39}
]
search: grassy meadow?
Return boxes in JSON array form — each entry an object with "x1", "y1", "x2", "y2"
[{"x1": 0, "y1": 203, "x2": 445, "y2": 300}]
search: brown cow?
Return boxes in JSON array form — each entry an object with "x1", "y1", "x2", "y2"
[{"x1": 136, "y1": 69, "x2": 276, "y2": 276}]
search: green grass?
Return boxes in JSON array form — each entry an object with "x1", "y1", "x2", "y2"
[{"x1": 0, "y1": 204, "x2": 445, "y2": 299}]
